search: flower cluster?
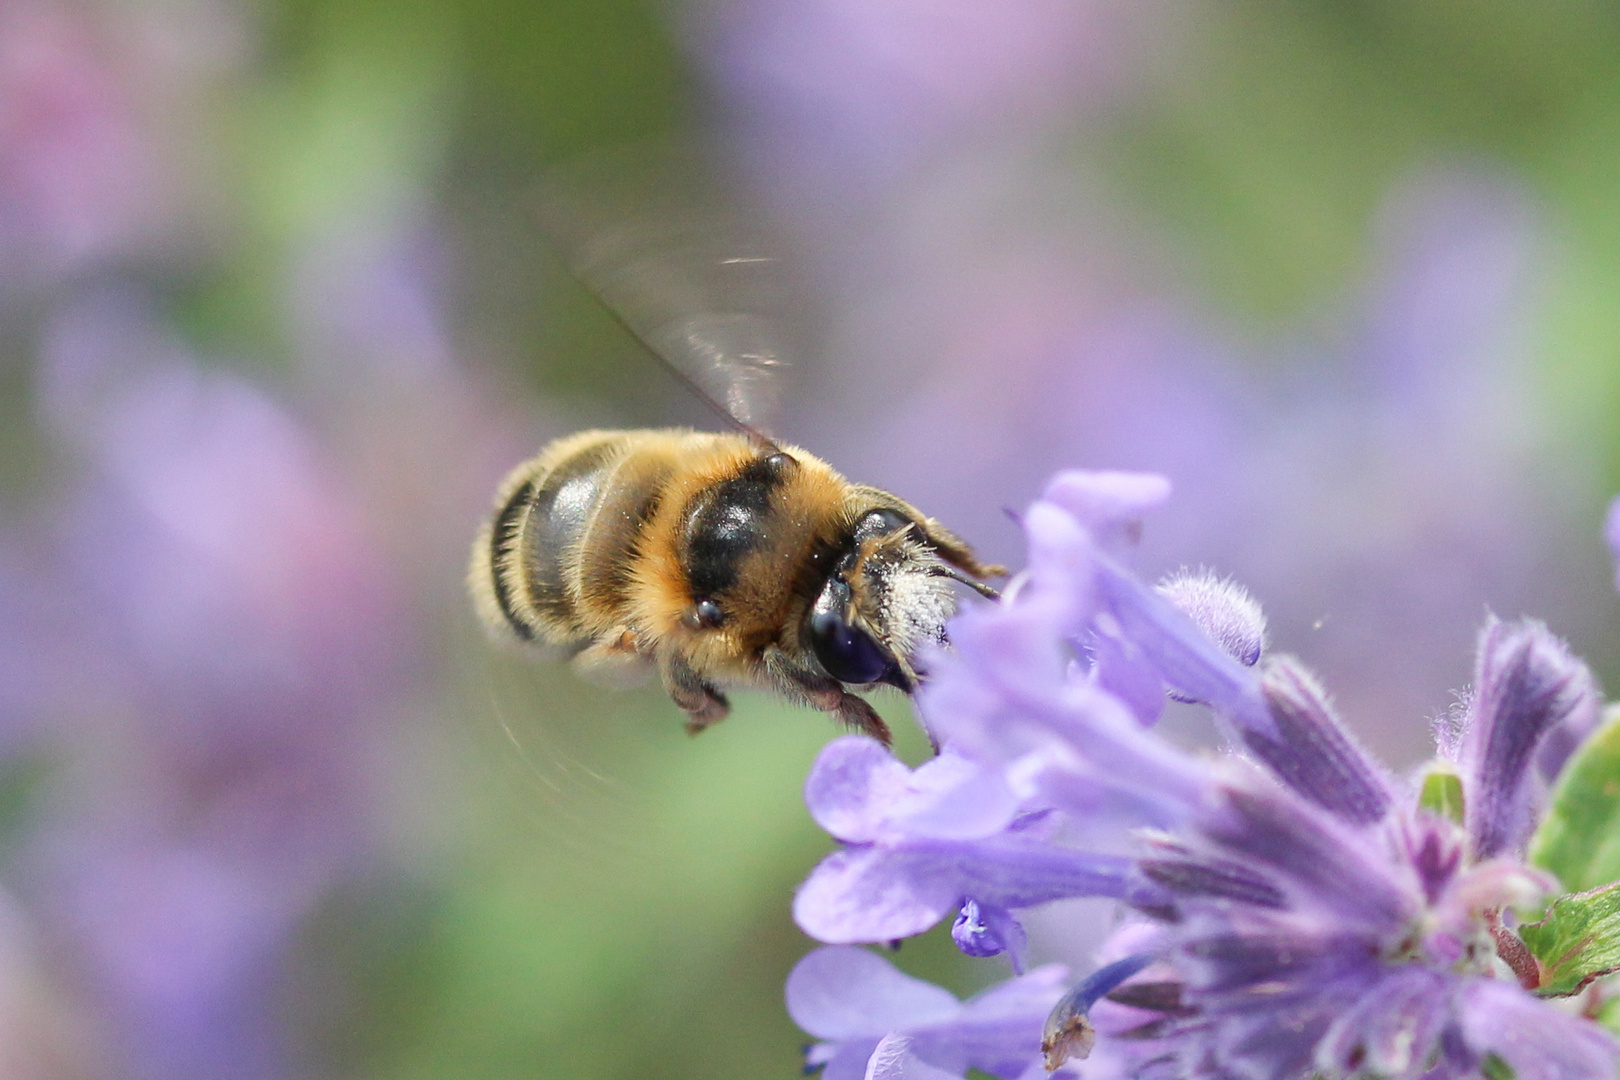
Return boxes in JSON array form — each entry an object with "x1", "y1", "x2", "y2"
[{"x1": 788, "y1": 470, "x2": 1620, "y2": 1080}]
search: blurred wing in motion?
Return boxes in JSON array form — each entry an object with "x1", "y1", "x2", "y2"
[{"x1": 534, "y1": 140, "x2": 814, "y2": 435}]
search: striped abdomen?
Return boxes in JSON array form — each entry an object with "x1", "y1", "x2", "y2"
[{"x1": 472, "y1": 430, "x2": 691, "y2": 646}]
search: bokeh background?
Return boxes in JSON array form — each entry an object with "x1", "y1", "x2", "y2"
[{"x1": 4, "y1": 1, "x2": 1620, "y2": 1077}]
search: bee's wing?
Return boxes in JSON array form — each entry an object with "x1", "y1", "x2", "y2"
[{"x1": 535, "y1": 141, "x2": 813, "y2": 433}]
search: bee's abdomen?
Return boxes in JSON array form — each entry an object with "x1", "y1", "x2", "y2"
[
  {"x1": 473, "y1": 431, "x2": 682, "y2": 646},
  {"x1": 520, "y1": 440, "x2": 619, "y2": 629},
  {"x1": 486, "y1": 476, "x2": 543, "y2": 640},
  {"x1": 573, "y1": 451, "x2": 675, "y2": 623}
]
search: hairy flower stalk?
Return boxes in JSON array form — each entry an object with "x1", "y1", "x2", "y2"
[{"x1": 788, "y1": 470, "x2": 1620, "y2": 1080}]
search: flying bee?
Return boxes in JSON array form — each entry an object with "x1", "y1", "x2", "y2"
[
  {"x1": 470, "y1": 428, "x2": 1000, "y2": 744},
  {"x1": 467, "y1": 143, "x2": 1003, "y2": 745}
]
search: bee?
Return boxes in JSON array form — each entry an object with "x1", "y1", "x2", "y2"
[
  {"x1": 469, "y1": 428, "x2": 1000, "y2": 744},
  {"x1": 467, "y1": 143, "x2": 1002, "y2": 745}
]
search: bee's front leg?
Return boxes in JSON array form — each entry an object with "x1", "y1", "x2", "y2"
[
  {"x1": 661, "y1": 652, "x2": 730, "y2": 735},
  {"x1": 831, "y1": 694, "x2": 892, "y2": 747},
  {"x1": 763, "y1": 647, "x2": 892, "y2": 746}
]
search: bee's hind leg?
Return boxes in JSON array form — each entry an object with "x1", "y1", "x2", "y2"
[
  {"x1": 571, "y1": 626, "x2": 655, "y2": 689},
  {"x1": 763, "y1": 647, "x2": 892, "y2": 747},
  {"x1": 661, "y1": 652, "x2": 730, "y2": 735}
]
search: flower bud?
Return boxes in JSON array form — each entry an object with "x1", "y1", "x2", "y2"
[{"x1": 1156, "y1": 569, "x2": 1266, "y2": 668}]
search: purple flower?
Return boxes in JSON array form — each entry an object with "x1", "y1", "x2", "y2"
[
  {"x1": 794, "y1": 736, "x2": 1143, "y2": 945},
  {"x1": 788, "y1": 945, "x2": 1077, "y2": 1080},
  {"x1": 789, "y1": 470, "x2": 1620, "y2": 1080}
]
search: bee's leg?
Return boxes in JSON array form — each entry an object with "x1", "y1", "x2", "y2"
[
  {"x1": 832, "y1": 693, "x2": 892, "y2": 747},
  {"x1": 661, "y1": 652, "x2": 730, "y2": 735},
  {"x1": 763, "y1": 648, "x2": 893, "y2": 746},
  {"x1": 571, "y1": 626, "x2": 655, "y2": 689}
]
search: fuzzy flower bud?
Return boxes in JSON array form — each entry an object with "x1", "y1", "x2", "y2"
[
  {"x1": 1460, "y1": 618, "x2": 1599, "y2": 859},
  {"x1": 1156, "y1": 569, "x2": 1267, "y2": 668}
]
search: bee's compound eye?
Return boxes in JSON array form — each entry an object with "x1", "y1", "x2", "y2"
[{"x1": 809, "y1": 609, "x2": 893, "y2": 685}]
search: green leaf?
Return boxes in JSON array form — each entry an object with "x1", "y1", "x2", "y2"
[
  {"x1": 1530, "y1": 706, "x2": 1620, "y2": 892},
  {"x1": 1418, "y1": 764, "x2": 1465, "y2": 824},
  {"x1": 1518, "y1": 881, "x2": 1620, "y2": 997}
]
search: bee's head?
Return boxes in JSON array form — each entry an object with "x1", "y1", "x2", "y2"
[{"x1": 807, "y1": 508, "x2": 993, "y2": 691}]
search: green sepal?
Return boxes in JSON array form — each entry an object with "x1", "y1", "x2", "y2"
[
  {"x1": 1481, "y1": 1052, "x2": 1517, "y2": 1080},
  {"x1": 1518, "y1": 881, "x2": 1620, "y2": 997},
  {"x1": 1417, "y1": 764, "x2": 1465, "y2": 824},
  {"x1": 1530, "y1": 705, "x2": 1620, "y2": 892}
]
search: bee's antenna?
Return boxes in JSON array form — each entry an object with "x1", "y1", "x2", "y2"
[{"x1": 930, "y1": 564, "x2": 1001, "y2": 601}]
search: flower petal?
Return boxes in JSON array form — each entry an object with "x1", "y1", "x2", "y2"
[
  {"x1": 1088, "y1": 626, "x2": 1166, "y2": 726},
  {"x1": 1022, "y1": 684, "x2": 1211, "y2": 828},
  {"x1": 918, "y1": 964, "x2": 1071, "y2": 1079},
  {"x1": 1040, "y1": 470, "x2": 1171, "y2": 553},
  {"x1": 865, "y1": 1034, "x2": 965, "y2": 1080},
  {"x1": 794, "y1": 847, "x2": 959, "y2": 943},
  {"x1": 1314, "y1": 967, "x2": 1449, "y2": 1078},
  {"x1": 1197, "y1": 779, "x2": 1412, "y2": 929},
  {"x1": 795, "y1": 839, "x2": 1137, "y2": 945},
  {"x1": 891, "y1": 752, "x2": 1021, "y2": 841},
  {"x1": 786, "y1": 946, "x2": 960, "y2": 1041},
  {"x1": 1457, "y1": 978, "x2": 1620, "y2": 1080},
  {"x1": 1020, "y1": 500, "x2": 1102, "y2": 639},
  {"x1": 1137, "y1": 855, "x2": 1286, "y2": 910},
  {"x1": 822, "y1": 1042, "x2": 884, "y2": 1080},
  {"x1": 1534, "y1": 692, "x2": 1604, "y2": 790},
  {"x1": 806, "y1": 736, "x2": 914, "y2": 843}
]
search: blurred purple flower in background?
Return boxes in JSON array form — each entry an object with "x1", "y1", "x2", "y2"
[
  {"x1": 0, "y1": 0, "x2": 524, "y2": 1065},
  {"x1": 0, "y1": 0, "x2": 237, "y2": 296},
  {"x1": 705, "y1": 0, "x2": 1154, "y2": 198},
  {"x1": 789, "y1": 470, "x2": 1620, "y2": 1080},
  {"x1": 0, "y1": 0, "x2": 153, "y2": 284},
  {"x1": 23, "y1": 294, "x2": 409, "y2": 1079}
]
